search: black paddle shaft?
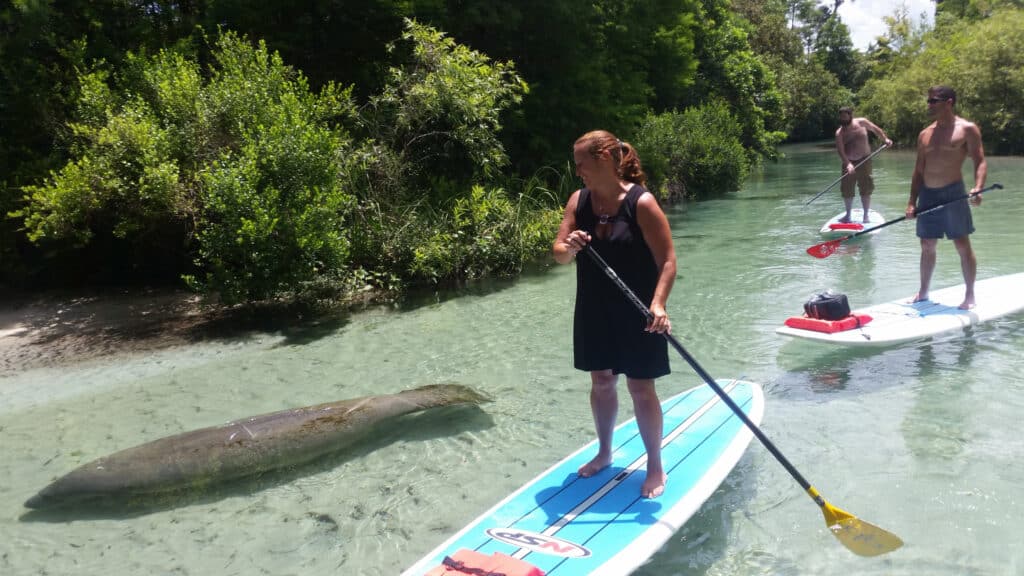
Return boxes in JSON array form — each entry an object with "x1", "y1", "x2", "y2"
[
  {"x1": 581, "y1": 245, "x2": 814, "y2": 491},
  {"x1": 804, "y1": 144, "x2": 889, "y2": 206},
  {"x1": 831, "y1": 182, "x2": 1004, "y2": 243}
]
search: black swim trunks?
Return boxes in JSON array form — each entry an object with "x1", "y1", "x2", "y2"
[{"x1": 916, "y1": 180, "x2": 974, "y2": 239}]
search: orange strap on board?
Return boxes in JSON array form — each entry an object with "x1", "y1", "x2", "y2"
[
  {"x1": 784, "y1": 313, "x2": 873, "y2": 334},
  {"x1": 424, "y1": 549, "x2": 545, "y2": 576}
]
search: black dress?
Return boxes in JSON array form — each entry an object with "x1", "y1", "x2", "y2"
[{"x1": 573, "y1": 184, "x2": 670, "y2": 379}]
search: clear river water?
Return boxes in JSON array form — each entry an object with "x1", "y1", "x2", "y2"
[{"x1": 2, "y1": 143, "x2": 1023, "y2": 575}]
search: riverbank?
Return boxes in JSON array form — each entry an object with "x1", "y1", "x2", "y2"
[{"x1": 0, "y1": 288, "x2": 225, "y2": 373}]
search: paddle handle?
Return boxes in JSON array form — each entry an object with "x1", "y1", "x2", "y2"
[
  {"x1": 805, "y1": 144, "x2": 889, "y2": 206},
  {"x1": 581, "y1": 245, "x2": 814, "y2": 492},
  {"x1": 833, "y1": 182, "x2": 1003, "y2": 243}
]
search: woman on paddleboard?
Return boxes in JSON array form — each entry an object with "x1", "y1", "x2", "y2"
[{"x1": 553, "y1": 130, "x2": 676, "y2": 498}]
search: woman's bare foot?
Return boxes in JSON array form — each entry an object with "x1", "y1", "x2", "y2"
[
  {"x1": 641, "y1": 472, "x2": 668, "y2": 498},
  {"x1": 577, "y1": 454, "x2": 612, "y2": 478}
]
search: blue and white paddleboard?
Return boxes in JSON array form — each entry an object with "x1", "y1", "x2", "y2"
[
  {"x1": 401, "y1": 379, "x2": 764, "y2": 576},
  {"x1": 776, "y1": 272, "x2": 1024, "y2": 346},
  {"x1": 819, "y1": 208, "x2": 886, "y2": 238}
]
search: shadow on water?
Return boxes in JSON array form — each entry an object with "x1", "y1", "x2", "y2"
[
  {"x1": 3, "y1": 258, "x2": 572, "y2": 360},
  {"x1": 18, "y1": 404, "x2": 494, "y2": 523},
  {"x1": 189, "y1": 303, "x2": 356, "y2": 348}
]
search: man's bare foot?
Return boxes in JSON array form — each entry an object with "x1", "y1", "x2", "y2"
[
  {"x1": 577, "y1": 455, "x2": 612, "y2": 478},
  {"x1": 958, "y1": 299, "x2": 976, "y2": 310},
  {"x1": 911, "y1": 292, "x2": 929, "y2": 303},
  {"x1": 838, "y1": 215, "x2": 852, "y2": 224},
  {"x1": 641, "y1": 472, "x2": 667, "y2": 498}
]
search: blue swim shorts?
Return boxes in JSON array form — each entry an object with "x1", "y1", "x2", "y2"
[{"x1": 916, "y1": 180, "x2": 975, "y2": 240}]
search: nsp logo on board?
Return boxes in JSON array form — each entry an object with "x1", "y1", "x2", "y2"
[{"x1": 485, "y1": 528, "x2": 592, "y2": 558}]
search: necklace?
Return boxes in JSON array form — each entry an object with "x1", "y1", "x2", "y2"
[{"x1": 593, "y1": 197, "x2": 619, "y2": 225}]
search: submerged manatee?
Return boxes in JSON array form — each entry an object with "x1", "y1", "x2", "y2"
[{"x1": 25, "y1": 384, "x2": 489, "y2": 509}]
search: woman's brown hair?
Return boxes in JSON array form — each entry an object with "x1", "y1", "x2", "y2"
[{"x1": 575, "y1": 130, "x2": 647, "y2": 187}]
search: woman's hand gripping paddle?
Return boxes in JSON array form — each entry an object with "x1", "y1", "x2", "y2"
[
  {"x1": 807, "y1": 183, "x2": 1004, "y2": 259},
  {"x1": 582, "y1": 244, "x2": 904, "y2": 556}
]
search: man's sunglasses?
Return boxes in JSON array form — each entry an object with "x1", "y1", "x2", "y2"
[{"x1": 926, "y1": 97, "x2": 949, "y2": 104}]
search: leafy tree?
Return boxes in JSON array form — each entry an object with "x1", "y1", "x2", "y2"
[
  {"x1": 0, "y1": 1, "x2": 203, "y2": 184},
  {"x1": 734, "y1": 0, "x2": 844, "y2": 142},
  {"x1": 733, "y1": 0, "x2": 803, "y2": 64},
  {"x1": 778, "y1": 57, "x2": 853, "y2": 141},
  {"x1": 789, "y1": 0, "x2": 830, "y2": 53},
  {"x1": 419, "y1": 0, "x2": 701, "y2": 173},
  {"x1": 0, "y1": 1, "x2": 205, "y2": 284},
  {"x1": 859, "y1": 7, "x2": 1024, "y2": 153},
  {"x1": 685, "y1": 0, "x2": 786, "y2": 158},
  {"x1": 199, "y1": 0, "x2": 414, "y2": 98},
  {"x1": 345, "y1": 19, "x2": 538, "y2": 283},
  {"x1": 936, "y1": 0, "x2": 1024, "y2": 20},
  {"x1": 361, "y1": 19, "x2": 527, "y2": 192},
  {"x1": 814, "y1": 13, "x2": 859, "y2": 89}
]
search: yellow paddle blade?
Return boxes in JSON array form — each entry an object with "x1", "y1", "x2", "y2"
[{"x1": 808, "y1": 487, "x2": 904, "y2": 557}]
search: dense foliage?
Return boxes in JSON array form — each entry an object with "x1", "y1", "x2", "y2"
[
  {"x1": 16, "y1": 33, "x2": 361, "y2": 303},
  {"x1": 3, "y1": 1, "x2": 1023, "y2": 303},
  {"x1": 635, "y1": 101, "x2": 749, "y2": 199},
  {"x1": 859, "y1": 7, "x2": 1024, "y2": 154},
  {"x1": 13, "y1": 22, "x2": 549, "y2": 303}
]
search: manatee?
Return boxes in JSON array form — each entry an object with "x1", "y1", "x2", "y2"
[{"x1": 25, "y1": 384, "x2": 489, "y2": 509}]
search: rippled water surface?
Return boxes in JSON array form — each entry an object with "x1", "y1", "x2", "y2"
[{"x1": 3, "y1": 144, "x2": 1023, "y2": 575}]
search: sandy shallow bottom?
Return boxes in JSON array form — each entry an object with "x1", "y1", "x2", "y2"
[{"x1": 0, "y1": 287, "x2": 320, "y2": 374}]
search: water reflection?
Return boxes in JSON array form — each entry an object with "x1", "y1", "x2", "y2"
[
  {"x1": 776, "y1": 331, "x2": 980, "y2": 396},
  {"x1": 900, "y1": 338, "x2": 979, "y2": 462}
]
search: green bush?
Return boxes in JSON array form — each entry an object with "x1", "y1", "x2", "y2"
[
  {"x1": 15, "y1": 32, "x2": 360, "y2": 303},
  {"x1": 635, "y1": 101, "x2": 750, "y2": 200},
  {"x1": 360, "y1": 19, "x2": 527, "y2": 200},
  {"x1": 12, "y1": 21, "x2": 553, "y2": 303},
  {"x1": 410, "y1": 185, "x2": 560, "y2": 285}
]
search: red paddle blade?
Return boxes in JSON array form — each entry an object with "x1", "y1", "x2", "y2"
[{"x1": 807, "y1": 239, "x2": 843, "y2": 258}]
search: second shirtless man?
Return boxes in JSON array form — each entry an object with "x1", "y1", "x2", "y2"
[{"x1": 836, "y1": 107, "x2": 892, "y2": 223}]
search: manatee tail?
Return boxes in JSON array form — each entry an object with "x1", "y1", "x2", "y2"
[{"x1": 397, "y1": 384, "x2": 491, "y2": 409}]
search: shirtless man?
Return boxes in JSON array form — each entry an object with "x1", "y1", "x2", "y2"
[
  {"x1": 906, "y1": 86, "x2": 987, "y2": 309},
  {"x1": 836, "y1": 106, "x2": 892, "y2": 223}
]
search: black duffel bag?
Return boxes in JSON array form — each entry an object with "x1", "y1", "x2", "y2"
[{"x1": 804, "y1": 291, "x2": 851, "y2": 320}]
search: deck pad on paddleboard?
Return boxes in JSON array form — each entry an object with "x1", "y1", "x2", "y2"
[
  {"x1": 776, "y1": 272, "x2": 1024, "y2": 346},
  {"x1": 819, "y1": 208, "x2": 886, "y2": 237},
  {"x1": 401, "y1": 380, "x2": 764, "y2": 576}
]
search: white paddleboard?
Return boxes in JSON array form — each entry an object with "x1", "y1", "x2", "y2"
[
  {"x1": 776, "y1": 272, "x2": 1024, "y2": 346},
  {"x1": 819, "y1": 208, "x2": 885, "y2": 238},
  {"x1": 401, "y1": 379, "x2": 764, "y2": 576}
]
